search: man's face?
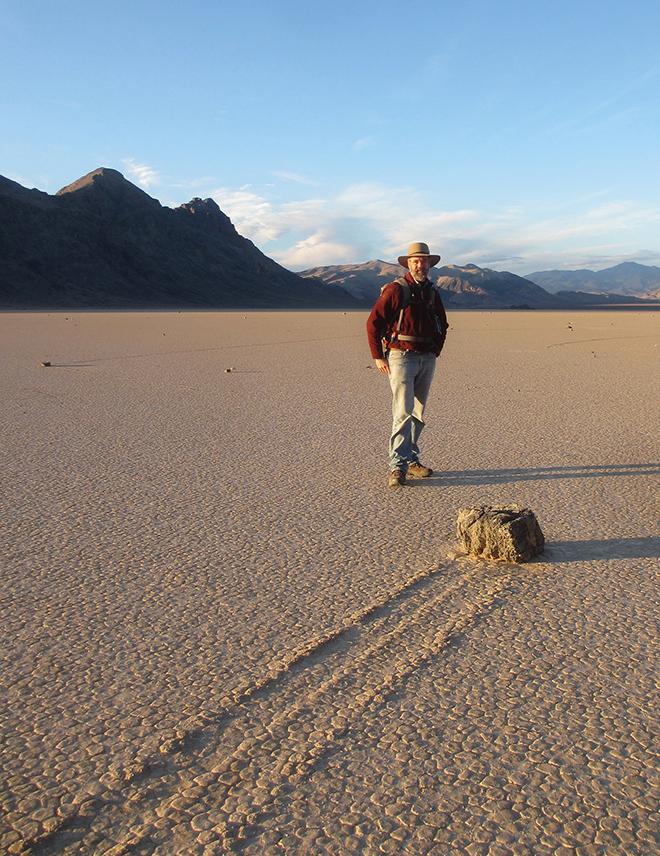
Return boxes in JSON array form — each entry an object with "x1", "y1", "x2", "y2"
[{"x1": 408, "y1": 255, "x2": 430, "y2": 281}]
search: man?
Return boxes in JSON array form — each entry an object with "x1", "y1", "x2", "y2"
[{"x1": 366, "y1": 242, "x2": 448, "y2": 488}]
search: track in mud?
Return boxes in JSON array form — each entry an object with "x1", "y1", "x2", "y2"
[{"x1": 32, "y1": 560, "x2": 515, "y2": 854}]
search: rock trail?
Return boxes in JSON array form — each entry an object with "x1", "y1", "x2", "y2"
[{"x1": 32, "y1": 559, "x2": 515, "y2": 854}]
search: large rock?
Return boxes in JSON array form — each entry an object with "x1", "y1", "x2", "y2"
[{"x1": 456, "y1": 504, "x2": 544, "y2": 563}]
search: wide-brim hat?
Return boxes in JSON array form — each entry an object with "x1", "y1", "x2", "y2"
[{"x1": 398, "y1": 241, "x2": 441, "y2": 268}]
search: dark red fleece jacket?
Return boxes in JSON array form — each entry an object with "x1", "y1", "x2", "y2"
[{"x1": 366, "y1": 272, "x2": 449, "y2": 360}]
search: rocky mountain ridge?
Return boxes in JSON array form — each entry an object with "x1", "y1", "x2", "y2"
[
  {"x1": 2, "y1": 169, "x2": 657, "y2": 309},
  {"x1": 525, "y1": 262, "x2": 660, "y2": 298},
  {"x1": 0, "y1": 169, "x2": 358, "y2": 309},
  {"x1": 302, "y1": 261, "x2": 556, "y2": 308},
  {"x1": 434, "y1": 263, "x2": 557, "y2": 308},
  {"x1": 301, "y1": 260, "x2": 657, "y2": 308}
]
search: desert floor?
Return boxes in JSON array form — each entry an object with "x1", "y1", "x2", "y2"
[{"x1": 1, "y1": 309, "x2": 658, "y2": 855}]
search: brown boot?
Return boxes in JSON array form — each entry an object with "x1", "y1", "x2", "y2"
[
  {"x1": 408, "y1": 462, "x2": 433, "y2": 478},
  {"x1": 388, "y1": 469, "x2": 406, "y2": 488}
]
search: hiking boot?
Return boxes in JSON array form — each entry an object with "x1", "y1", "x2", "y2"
[
  {"x1": 408, "y1": 462, "x2": 433, "y2": 478},
  {"x1": 388, "y1": 469, "x2": 406, "y2": 488}
]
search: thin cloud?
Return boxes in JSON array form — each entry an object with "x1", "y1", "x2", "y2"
[
  {"x1": 275, "y1": 231, "x2": 357, "y2": 269},
  {"x1": 518, "y1": 247, "x2": 660, "y2": 274},
  {"x1": 538, "y1": 189, "x2": 615, "y2": 214},
  {"x1": 206, "y1": 179, "x2": 660, "y2": 274},
  {"x1": 171, "y1": 175, "x2": 217, "y2": 189},
  {"x1": 211, "y1": 186, "x2": 326, "y2": 244},
  {"x1": 272, "y1": 170, "x2": 317, "y2": 186},
  {"x1": 211, "y1": 187, "x2": 280, "y2": 242},
  {"x1": 521, "y1": 201, "x2": 660, "y2": 245},
  {"x1": 122, "y1": 158, "x2": 160, "y2": 189},
  {"x1": 543, "y1": 64, "x2": 660, "y2": 140},
  {"x1": 352, "y1": 136, "x2": 374, "y2": 151},
  {"x1": 587, "y1": 63, "x2": 660, "y2": 118}
]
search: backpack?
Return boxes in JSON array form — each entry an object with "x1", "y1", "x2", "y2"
[{"x1": 381, "y1": 276, "x2": 438, "y2": 351}]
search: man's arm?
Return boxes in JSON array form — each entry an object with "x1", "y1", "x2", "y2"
[{"x1": 366, "y1": 284, "x2": 398, "y2": 372}]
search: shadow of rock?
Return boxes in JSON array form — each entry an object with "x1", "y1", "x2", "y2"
[
  {"x1": 542, "y1": 536, "x2": 660, "y2": 563},
  {"x1": 432, "y1": 463, "x2": 660, "y2": 487}
]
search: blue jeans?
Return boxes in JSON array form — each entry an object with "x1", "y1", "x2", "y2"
[{"x1": 387, "y1": 349, "x2": 436, "y2": 472}]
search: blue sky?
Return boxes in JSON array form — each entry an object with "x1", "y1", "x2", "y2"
[{"x1": 2, "y1": 0, "x2": 659, "y2": 273}]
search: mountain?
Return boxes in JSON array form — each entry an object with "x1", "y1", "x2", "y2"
[
  {"x1": 300, "y1": 261, "x2": 558, "y2": 308},
  {"x1": 0, "y1": 169, "x2": 358, "y2": 309},
  {"x1": 525, "y1": 262, "x2": 660, "y2": 298},
  {"x1": 299, "y1": 260, "x2": 402, "y2": 303},
  {"x1": 434, "y1": 263, "x2": 557, "y2": 308}
]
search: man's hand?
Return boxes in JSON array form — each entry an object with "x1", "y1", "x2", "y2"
[{"x1": 375, "y1": 358, "x2": 390, "y2": 374}]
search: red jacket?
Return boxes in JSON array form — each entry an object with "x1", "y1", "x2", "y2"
[{"x1": 366, "y1": 272, "x2": 449, "y2": 360}]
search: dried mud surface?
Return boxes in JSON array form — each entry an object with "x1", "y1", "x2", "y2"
[{"x1": 1, "y1": 310, "x2": 658, "y2": 855}]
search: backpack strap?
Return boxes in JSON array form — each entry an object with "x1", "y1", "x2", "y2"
[
  {"x1": 379, "y1": 277, "x2": 410, "y2": 351},
  {"x1": 391, "y1": 276, "x2": 411, "y2": 341},
  {"x1": 381, "y1": 277, "x2": 440, "y2": 350},
  {"x1": 392, "y1": 278, "x2": 439, "y2": 343}
]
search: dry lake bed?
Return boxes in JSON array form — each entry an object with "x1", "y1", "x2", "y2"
[{"x1": 1, "y1": 309, "x2": 658, "y2": 854}]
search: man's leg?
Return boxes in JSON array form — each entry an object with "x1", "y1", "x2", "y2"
[
  {"x1": 410, "y1": 353, "x2": 436, "y2": 464},
  {"x1": 387, "y1": 350, "x2": 416, "y2": 473}
]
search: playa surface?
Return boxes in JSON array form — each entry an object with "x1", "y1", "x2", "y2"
[{"x1": 1, "y1": 309, "x2": 658, "y2": 855}]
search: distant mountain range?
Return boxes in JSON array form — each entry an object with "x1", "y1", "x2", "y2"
[
  {"x1": 434, "y1": 263, "x2": 557, "y2": 308},
  {"x1": 300, "y1": 261, "x2": 656, "y2": 308},
  {"x1": 0, "y1": 168, "x2": 358, "y2": 309},
  {"x1": 525, "y1": 262, "x2": 660, "y2": 298},
  {"x1": 301, "y1": 260, "x2": 557, "y2": 308},
  {"x1": 1, "y1": 169, "x2": 658, "y2": 310}
]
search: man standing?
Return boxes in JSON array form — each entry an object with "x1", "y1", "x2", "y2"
[{"x1": 366, "y1": 242, "x2": 448, "y2": 488}]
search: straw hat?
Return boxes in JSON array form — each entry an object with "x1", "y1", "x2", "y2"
[{"x1": 398, "y1": 241, "x2": 441, "y2": 268}]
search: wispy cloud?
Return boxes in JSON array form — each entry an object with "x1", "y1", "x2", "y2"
[
  {"x1": 541, "y1": 63, "x2": 660, "y2": 140},
  {"x1": 444, "y1": 201, "x2": 660, "y2": 272},
  {"x1": 519, "y1": 201, "x2": 660, "y2": 245},
  {"x1": 122, "y1": 158, "x2": 160, "y2": 188},
  {"x1": 276, "y1": 231, "x2": 358, "y2": 269},
  {"x1": 211, "y1": 185, "x2": 325, "y2": 244},
  {"x1": 518, "y1": 247, "x2": 660, "y2": 274},
  {"x1": 171, "y1": 175, "x2": 217, "y2": 190},
  {"x1": 272, "y1": 170, "x2": 317, "y2": 186},
  {"x1": 352, "y1": 136, "x2": 374, "y2": 151},
  {"x1": 206, "y1": 179, "x2": 660, "y2": 273}
]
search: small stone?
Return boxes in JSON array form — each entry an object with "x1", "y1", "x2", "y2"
[
  {"x1": 456, "y1": 504, "x2": 544, "y2": 562},
  {"x1": 40, "y1": 361, "x2": 51, "y2": 367},
  {"x1": 224, "y1": 368, "x2": 232, "y2": 373}
]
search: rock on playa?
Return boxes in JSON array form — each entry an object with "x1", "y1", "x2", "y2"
[{"x1": 456, "y1": 504, "x2": 545, "y2": 563}]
